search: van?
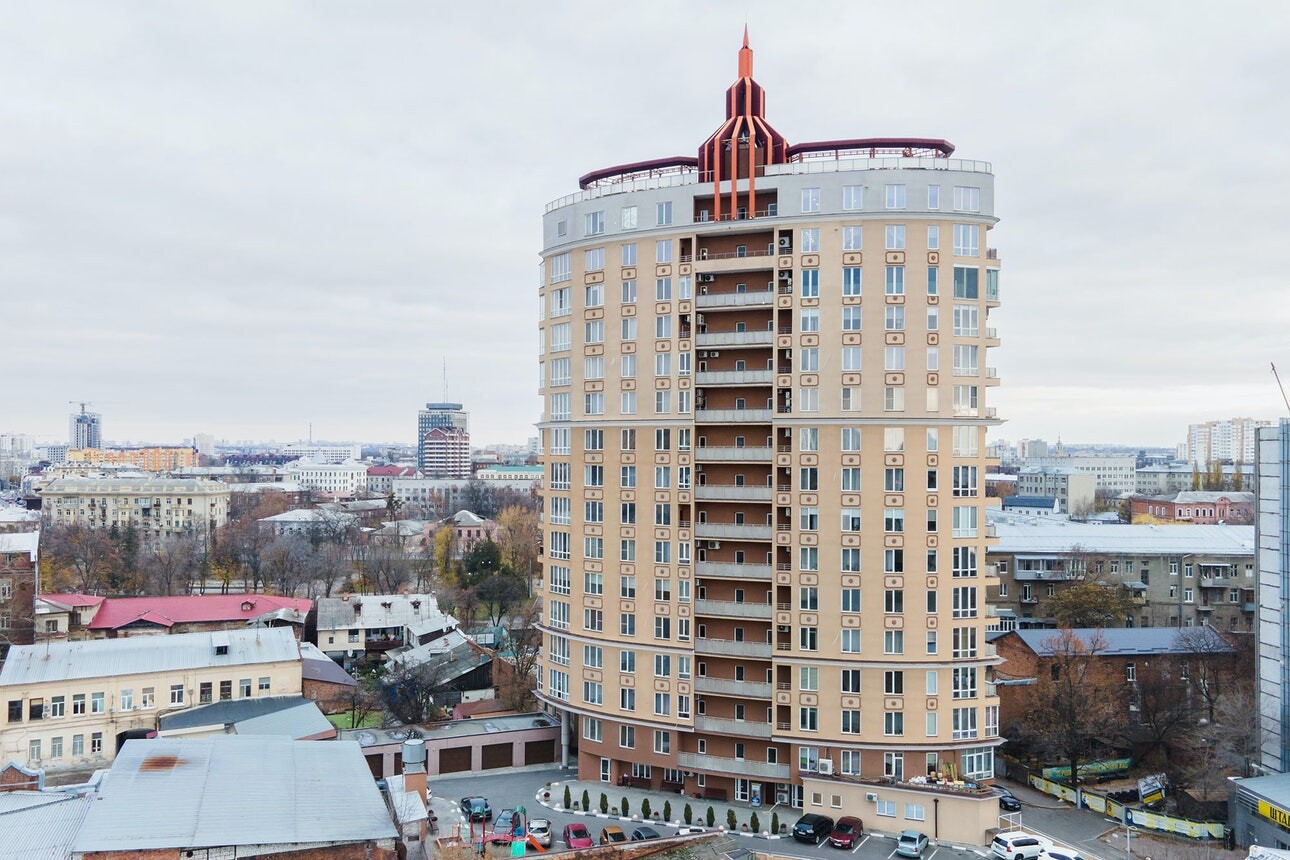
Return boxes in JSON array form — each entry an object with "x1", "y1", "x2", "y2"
[{"x1": 991, "y1": 831, "x2": 1050, "y2": 860}]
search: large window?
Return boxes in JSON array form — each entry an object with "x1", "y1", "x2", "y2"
[{"x1": 953, "y1": 224, "x2": 979, "y2": 256}]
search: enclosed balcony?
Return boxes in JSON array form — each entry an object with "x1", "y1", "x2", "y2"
[
  {"x1": 694, "y1": 523, "x2": 774, "y2": 542},
  {"x1": 694, "y1": 484, "x2": 774, "y2": 502},
  {"x1": 695, "y1": 677, "x2": 772, "y2": 699},
  {"x1": 694, "y1": 446, "x2": 773, "y2": 462},
  {"x1": 695, "y1": 599, "x2": 773, "y2": 621},
  {"x1": 694, "y1": 638, "x2": 772, "y2": 659},
  {"x1": 678, "y1": 753, "x2": 789, "y2": 781},
  {"x1": 696, "y1": 561, "x2": 773, "y2": 581},
  {"x1": 695, "y1": 370, "x2": 774, "y2": 386}
]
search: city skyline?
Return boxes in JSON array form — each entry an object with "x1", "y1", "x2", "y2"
[{"x1": 2, "y1": 3, "x2": 1287, "y2": 445}]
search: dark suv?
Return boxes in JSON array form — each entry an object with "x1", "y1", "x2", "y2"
[{"x1": 793, "y1": 813, "x2": 835, "y2": 845}]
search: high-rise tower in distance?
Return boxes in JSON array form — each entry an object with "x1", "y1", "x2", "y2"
[
  {"x1": 417, "y1": 402, "x2": 470, "y2": 478},
  {"x1": 69, "y1": 403, "x2": 102, "y2": 449},
  {"x1": 536, "y1": 33, "x2": 1004, "y2": 841}
]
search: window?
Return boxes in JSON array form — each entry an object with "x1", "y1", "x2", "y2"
[
  {"x1": 654, "y1": 200, "x2": 673, "y2": 225},
  {"x1": 800, "y1": 667, "x2": 819, "y2": 691},
  {"x1": 619, "y1": 725, "x2": 635, "y2": 748},
  {"x1": 885, "y1": 224, "x2": 905, "y2": 250},
  {"x1": 800, "y1": 308, "x2": 820, "y2": 332},
  {"x1": 653, "y1": 730, "x2": 671, "y2": 754},
  {"x1": 927, "y1": 266, "x2": 939, "y2": 295},
  {"x1": 841, "y1": 427, "x2": 861, "y2": 451},
  {"x1": 841, "y1": 710, "x2": 861, "y2": 734},
  {"x1": 801, "y1": 228, "x2": 820, "y2": 252},
  {"x1": 549, "y1": 252, "x2": 571, "y2": 283},
  {"x1": 884, "y1": 387, "x2": 905, "y2": 412},
  {"x1": 954, "y1": 304, "x2": 979, "y2": 336},
  {"x1": 800, "y1": 269, "x2": 820, "y2": 298},
  {"x1": 585, "y1": 211, "x2": 605, "y2": 236},
  {"x1": 49, "y1": 696, "x2": 65, "y2": 718},
  {"x1": 90, "y1": 732, "x2": 103, "y2": 754},
  {"x1": 655, "y1": 278, "x2": 672, "y2": 301},
  {"x1": 654, "y1": 693, "x2": 671, "y2": 716},
  {"x1": 885, "y1": 184, "x2": 906, "y2": 209},
  {"x1": 655, "y1": 240, "x2": 672, "y2": 263},
  {"x1": 952, "y1": 667, "x2": 978, "y2": 699},
  {"x1": 800, "y1": 626, "x2": 819, "y2": 651},
  {"x1": 843, "y1": 225, "x2": 863, "y2": 250},
  {"x1": 953, "y1": 186, "x2": 981, "y2": 212},
  {"x1": 170, "y1": 684, "x2": 184, "y2": 705},
  {"x1": 801, "y1": 187, "x2": 821, "y2": 213},
  {"x1": 927, "y1": 224, "x2": 940, "y2": 250},
  {"x1": 654, "y1": 617, "x2": 670, "y2": 639},
  {"x1": 953, "y1": 224, "x2": 980, "y2": 256},
  {"x1": 928, "y1": 185, "x2": 941, "y2": 209},
  {"x1": 885, "y1": 346, "x2": 905, "y2": 371},
  {"x1": 583, "y1": 717, "x2": 602, "y2": 742},
  {"x1": 841, "y1": 467, "x2": 861, "y2": 491},
  {"x1": 841, "y1": 629, "x2": 861, "y2": 653},
  {"x1": 953, "y1": 707, "x2": 978, "y2": 739},
  {"x1": 885, "y1": 306, "x2": 904, "y2": 331},
  {"x1": 583, "y1": 681, "x2": 603, "y2": 705},
  {"x1": 841, "y1": 587, "x2": 861, "y2": 612},
  {"x1": 585, "y1": 248, "x2": 605, "y2": 273},
  {"x1": 884, "y1": 630, "x2": 904, "y2": 654},
  {"x1": 583, "y1": 608, "x2": 603, "y2": 631},
  {"x1": 800, "y1": 426, "x2": 819, "y2": 451},
  {"x1": 143, "y1": 687, "x2": 156, "y2": 707},
  {"x1": 886, "y1": 265, "x2": 904, "y2": 295},
  {"x1": 842, "y1": 266, "x2": 862, "y2": 296},
  {"x1": 800, "y1": 707, "x2": 819, "y2": 731},
  {"x1": 884, "y1": 711, "x2": 905, "y2": 736},
  {"x1": 622, "y1": 206, "x2": 638, "y2": 230},
  {"x1": 843, "y1": 185, "x2": 864, "y2": 210}
]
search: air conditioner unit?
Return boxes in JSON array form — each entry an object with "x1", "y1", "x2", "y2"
[
  {"x1": 710, "y1": 351, "x2": 720, "y2": 357},
  {"x1": 707, "y1": 541, "x2": 721, "y2": 549},
  {"x1": 779, "y1": 270, "x2": 791, "y2": 280},
  {"x1": 778, "y1": 237, "x2": 791, "y2": 250},
  {"x1": 698, "y1": 351, "x2": 710, "y2": 359},
  {"x1": 776, "y1": 625, "x2": 790, "y2": 633},
  {"x1": 865, "y1": 792, "x2": 878, "y2": 802},
  {"x1": 776, "y1": 790, "x2": 790, "y2": 804},
  {"x1": 698, "y1": 274, "x2": 715, "y2": 283},
  {"x1": 818, "y1": 760, "x2": 834, "y2": 775},
  {"x1": 696, "y1": 314, "x2": 705, "y2": 325}
]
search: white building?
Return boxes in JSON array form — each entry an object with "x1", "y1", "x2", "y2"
[
  {"x1": 281, "y1": 443, "x2": 362, "y2": 464},
  {"x1": 1190, "y1": 417, "x2": 1274, "y2": 466},
  {"x1": 1016, "y1": 466, "x2": 1096, "y2": 514},
  {"x1": 257, "y1": 508, "x2": 358, "y2": 537},
  {"x1": 283, "y1": 459, "x2": 368, "y2": 498},
  {"x1": 38, "y1": 477, "x2": 230, "y2": 544},
  {"x1": 314, "y1": 594, "x2": 457, "y2": 665},
  {"x1": 1257, "y1": 418, "x2": 1290, "y2": 773},
  {"x1": 1022, "y1": 454, "x2": 1136, "y2": 495}
]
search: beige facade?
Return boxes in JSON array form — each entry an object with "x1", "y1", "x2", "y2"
[
  {"x1": 801, "y1": 776, "x2": 999, "y2": 844},
  {"x1": 0, "y1": 627, "x2": 301, "y2": 772},
  {"x1": 39, "y1": 477, "x2": 230, "y2": 545},
  {"x1": 534, "y1": 39, "x2": 1004, "y2": 836}
]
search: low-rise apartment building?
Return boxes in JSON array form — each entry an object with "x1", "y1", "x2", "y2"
[
  {"x1": 0, "y1": 532, "x2": 39, "y2": 660},
  {"x1": 313, "y1": 593, "x2": 456, "y2": 666},
  {"x1": 1130, "y1": 491, "x2": 1254, "y2": 525},
  {"x1": 1016, "y1": 466, "x2": 1096, "y2": 515},
  {"x1": 986, "y1": 511, "x2": 1255, "y2": 631},
  {"x1": 38, "y1": 477, "x2": 230, "y2": 545},
  {"x1": 1022, "y1": 455, "x2": 1136, "y2": 495},
  {"x1": 366, "y1": 465, "x2": 420, "y2": 495},
  {"x1": 0, "y1": 627, "x2": 302, "y2": 772},
  {"x1": 65, "y1": 446, "x2": 199, "y2": 471},
  {"x1": 283, "y1": 458, "x2": 368, "y2": 499}
]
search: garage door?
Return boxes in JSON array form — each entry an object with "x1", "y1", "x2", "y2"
[
  {"x1": 524, "y1": 739, "x2": 555, "y2": 766},
  {"x1": 481, "y1": 743, "x2": 512, "y2": 770},
  {"x1": 439, "y1": 746, "x2": 471, "y2": 774},
  {"x1": 367, "y1": 753, "x2": 384, "y2": 780}
]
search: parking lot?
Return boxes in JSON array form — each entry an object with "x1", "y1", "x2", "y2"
[{"x1": 425, "y1": 767, "x2": 995, "y2": 860}]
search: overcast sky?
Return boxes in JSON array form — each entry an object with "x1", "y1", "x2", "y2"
[{"x1": 4, "y1": 1, "x2": 1288, "y2": 449}]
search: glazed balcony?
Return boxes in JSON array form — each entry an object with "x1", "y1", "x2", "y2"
[
  {"x1": 694, "y1": 484, "x2": 774, "y2": 502},
  {"x1": 694, "y1": 446, "x2": 773, "y2": 462},
  {"x1": 694, "y1": 523, "x2": 774, "y2": 542},
  {"x1": 694, "y1": 638, "x2": 772, "y2": 659},
  {"x1": 695, "y1": 599, "x2": 774, "y2": 621},
  {"x1": 695, "y1": 408, "x2": 774, "y2": 423},
  {"x1": 678, "y1": 753, "x2": 789, "y2": 782},
  {"x1": 695, "y1": 370, "x2": 774, "y2": 386}
]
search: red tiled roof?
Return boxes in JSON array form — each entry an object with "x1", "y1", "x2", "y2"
[
  {"x1": 83, "y1": 594, "x2": 313, "y2": 630},
  {"x1": 38, "y1": 593, "x2": 106, "y2": 608}
]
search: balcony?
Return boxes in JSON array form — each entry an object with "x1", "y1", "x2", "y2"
[
  {"x1": 695, "y1": 446, "x2": 773, "y2": 462},
  {"x1": 678, "y1": 752, "x2": 789, "y2": 782},
  {"x1": 692, "y1": 254, "x2": 776, "y2": 276},
  {"x1": 694, "y1": 716, "x2": 774, "y2": 739},
  {"x1": 695, "y1": 370, "x2": 774, "y2": 386},
  {"x1": 694, "y1": 638, "x2": 772, "y2": 659},
  {"x1": 695, "y1": 599, "x2": 773, "y2": 620},
  {"x1": 695, "y1": 409, "x2": 774, "y2": 423},
  {"x1": 694, "y1": 523, "x2": 774, "y2": 541},
  {"x1": 697, "y1": 290, "x2": 775, "y2": 310},
  {"x1": 1244, "y1": 602, "x2": 1257, "y2": 613},
  {"x1": 694, "y1": 484, "x2": 774, "y2": 502},
  {"x1": 696, "y1": 561, "x2": 773, "y2": 581},
  {"x1": 1196, "y1": 603, "x2": 1215, "y2": 612},
  {"x1": 365, "y1": 637, "x2": 405, "y2": 652},
  {"x1": 695, "y1": 330, "x2": 775, "y2": 348},
  {"x1": 694, "y1": 677, "x2": 772, "y2": 698}
]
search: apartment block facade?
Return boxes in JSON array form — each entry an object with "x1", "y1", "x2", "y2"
[
  {"x1": 39, "y1": 477, "x2": 230, "y2": 545},
  {"x1": 1257, "y1": 418, "x2": 1290, "y2": 773},
  {"x1": 534, "y1": 37, "x2": 1003, "y2": 838}
]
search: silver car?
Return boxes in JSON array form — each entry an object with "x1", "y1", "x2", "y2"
[{"x1": 528, "y1": 819, "x2": 552, "y2": 848}]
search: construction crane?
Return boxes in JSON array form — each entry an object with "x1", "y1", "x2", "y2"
[{"x1": 68, "y1": 400, "x2": 96, "y2": 413}]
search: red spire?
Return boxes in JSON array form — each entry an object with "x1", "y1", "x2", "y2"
[{"x1": 738, "y1": 25, "x2": 753, "y2": 78}]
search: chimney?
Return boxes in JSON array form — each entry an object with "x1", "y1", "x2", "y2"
[{"x1": 402, "y1": 739, "x2": 427, "y2": 805}]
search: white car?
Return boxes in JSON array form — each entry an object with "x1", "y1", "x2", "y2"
[
  {"x1": 1040, "y1": 846, "x2": 1085, "y2": 860},
  {"x1": 992, "y1": 831, "x2": 1051, "y2": 860}
]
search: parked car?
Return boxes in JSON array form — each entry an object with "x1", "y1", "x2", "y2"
[
  {"x1": 492, "y1": 809, "x2": 515, "y2": 835},
  {"x1": 459, "y1": 796, "x2": 491, "y2": 821},
  {"x1": 829, "y1": 816, "x2": 865, "y2": 849},
  {"x1": 630, "y1": 826, "x2": 661, "y2": 841},
  {"x1": 529, "y1": 819, "x2": 552, "y2": 848},
  {"x1": 600, "y1": 826, "x2": 626, "y2": 844},
  {"x1": 676, "y1": 825, "x2": 708, "y2": 835},
  {"x1": 896, "y1": 831, "x2": 930, "y2": 858},
  {"x1": 991, "y1": 831, "x2": 1049, "y2": 860},
  {"x1": 996, "y1": 788, "x2": 1022, "y2": 812},
  {"x1": 563, "y1": 823, "x2": 594, "y2": 849},
  {"x1": 1040, "y1": 846, "x2": 1086, "y2": 860},
  {"x1": 792, "y1": 813, "x2": 835, "y2": 845}
]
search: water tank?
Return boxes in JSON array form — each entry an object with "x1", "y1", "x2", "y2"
[{"x1": 403, "y1": 738, "x2": 426, "y2": 766}]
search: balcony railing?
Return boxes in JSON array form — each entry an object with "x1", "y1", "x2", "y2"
[
  {"x1": 694, "y1": 677, "x2": 772, "y2": 698},
  {"x1": 695, "y1": 599, "x2": 773, "y2": 620},
  {"x1": 696, "y1": 561, "x2": 773, "y2": 580},
  {"x1": 695, "y1": 330, "x2": 775, "y2": 348},
  {"x1": 694, "y1": 523, "x2": 774, "y2": 541},
  {"x1": 696, "y1": 290, "x2": 775, "y2": 309},
  {"x1": 694, "y1": 716, "x2": 774, "y2": 739},
  {"x1": 695, "y1": 370, "x2": 774, "y2": 386},
  {"x1": 694, "y1": 446, "x2": 773, "y2": 462},
  {"x1": 694, "y1": 484, "x2": 774, "y2": 502},
  {"x1": 678, "y1": 752, "x2": 789, "y2": 781},
  {"x1": 695, "y1": 409, "x2": 774, "y2": 423},
  {"x1": 694, "y1": 638, "x2": 772, "y2": 659}
]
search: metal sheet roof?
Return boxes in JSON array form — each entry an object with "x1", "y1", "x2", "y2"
[
  {"x1": 315, "y1": 593, "x2": 455, "y2": 634},
  {"x1": 0, "y1": 792, "x2": 92, "y2": 860},
  {"x1": 82, "y1": 594, "x2": 311, "y2": 630},
  {"x1": 72, "y1": 737, "x2": 395, "y2": 851},
  {"x1": 0, "y1": 531, "x2": 39, "y2": 561},
  {"x1": 158, "y1": 695, "x2": 334, "y2": 739},
  {"x1": 1007, "y1": 626, "x2": 1235, "y2": 657},
  {"x1": 988, "y1": 511, "x2": 1254, "y2": 556},
  {"x1": 0, "y1": 627, "x2": 300, "y2": 686}
]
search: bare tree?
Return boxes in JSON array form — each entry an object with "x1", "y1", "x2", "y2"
[
  {"x1": 382, "y1": 659, "x2": 453, "y2": 725},
  {"x1": 476, "y1": 574, "x2": 528, "y2": 627},
  {"x1": 42, "y1": 524, "x2": 121, "y2": 594},
  {"x1": 1021, "y1": 630, "x2": 1125, "y2": 785},
  {"x1": 138, "y1": 536, "x2": 200, "y2": 596},
  {"x1": 262, "y1": 535, "x2": 311, "y2": 596},
  {"x1": 496, "y1": 598, "x2": 542, "y2": 711}
]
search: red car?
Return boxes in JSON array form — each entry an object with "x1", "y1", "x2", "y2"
[
  {"x1": 563, "y1": 823, "x2": 594, "y2": 849},
  {"x1": 829, "y1": 816, "x2": 865, "y2": 849}
]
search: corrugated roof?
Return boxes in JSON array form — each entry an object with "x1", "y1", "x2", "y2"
[
  {"x1": 1003, "y1": 496, "x2": 1059, "y2": 507},
  {"x1": 36, "y1": 593, "x2": 104, "y2": 609},
  {"x1": 72, "y1": 736, "x2": 396, "y2": 851},
  {"x1": 40, "y1": 477, "x2": 227, "y2": 494},
  {"x1": 158, "y1": 695, "x2": 334, "y2": 739},
  {"x1": 316, "y1": 593, "x2": 455, "y2": 634},
  {"x1": 300, "y1": 642, "x2": 357, "y2": 687},
  {"x1": 1007, "y1": 626, "x2": 1235, "y2": 657},
  {"x1": 988, "y1": 511, "x2": 1254, "y2": 555},
  {"x1": 0, "y1": 627, "x2": 300, "y2": 686},
  {"x1": 81, "y1": 593, "x2": 311, "y2": 630},
  {"x1": 0, "y1": 792, "x2": 92, "y2": 860}
]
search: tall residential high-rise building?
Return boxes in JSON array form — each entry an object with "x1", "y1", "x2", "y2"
[
  {"x1": 1189, "y1": 417, "x2": 1274, "y2": 466},
  {"x1": 417, "y1": 403, "x2": 470, "y2": 478},
  {"x1": 535, "y1": 34, "x2": 1004, "y2": 841},
  {"x1": 1257, "y1": 418, "x2": 1290, "y2": 773},
  {"x1": 69, "y1": 406, "x2": 102, "y2": 449}
]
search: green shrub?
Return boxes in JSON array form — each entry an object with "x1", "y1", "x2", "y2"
[
  {"x1": 563, "y1": 785, "x2": 571, "y2": 809},
  {"x1": 727, "y1": 808, "x2": 737, "y2": 831},
  {"x1": 600, "y1": 793, "x2": 608, "y2": 814},
  {"x1": 641, "y1": 798, "x2": 651, "y2": 818},
  {"x1": 663, "y1": 801, "x2": 672, "y2": 822},
  {"x1": 684, "y1": 803, "x2": 694, "y2": 824},
  {"x1": 622, "y1": 797, "x2": 630, "y2": 817},
  {"x1": 581, "y1": 789, "x2": 590, "y2": 813},
  {"x1": 750, "y1": 812, "x2": 760, "y2": 833},
  {"x1": 771, "y1": 812, "x2": 780, "y2": 834},
  {"x1": 706, "y1": 806, "x2": 715, "y2": 827}
]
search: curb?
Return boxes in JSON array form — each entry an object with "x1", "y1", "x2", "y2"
[{"x1": 534, "y1": 781, "x2": 790, "y2": 840}]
